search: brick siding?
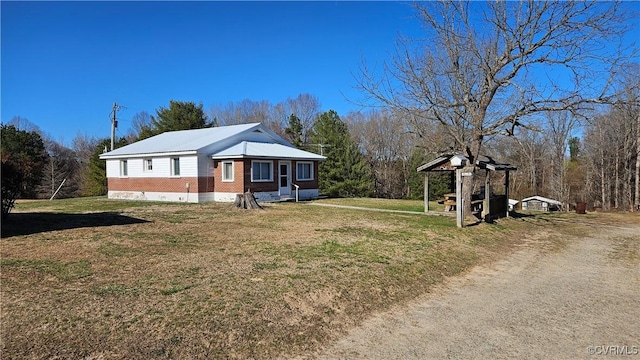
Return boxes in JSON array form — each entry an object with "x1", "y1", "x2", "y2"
[
  {"x1": 243, "y1": 159, "x2": 277, "y2": 193},
  {"x1": 108, "y1": 177, "x2": 208, "y2": 193},
  {"x1": 292, "y1": 160, "x2": 319, "y2": 190},
  {"x1": 213, "y1": 160, "x2": 245, "y2": 193}
]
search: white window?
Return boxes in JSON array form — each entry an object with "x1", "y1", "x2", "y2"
[
  {"x1": 296, "y1": 162, "x2": 313, "y2": 181},
  {"x1": 144, "y1": 158, "x2": 153, "y2": 172},
  {"x1": 222, "y1": 161, "x2": 234, "y2": 182},
  {"x1": 251, "y1": 160, "x2": 273, "y2": 182},
  {"x1": 171, "y1": 157, "x2": 180, "y2": 176},
  {"x1": 120, "y1": 160, "x2": 128, "y2": 177}
]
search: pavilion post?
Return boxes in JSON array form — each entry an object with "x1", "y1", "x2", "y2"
[
  {"x1": 456, "y1": 168, "x2": 463, "y2": 228},
  {"x1": 424, "y1": 172, "x2": 430, "y2": 212},
  {"x1": 482, "y1": 170, "x2": 489, "y2": 221},
  {"x1": 505, "y1": 170, "x2": 511, "y2": 217}
]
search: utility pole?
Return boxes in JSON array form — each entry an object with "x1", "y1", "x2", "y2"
[
  {"x1": 312, "y1": 143, "x2": 331, "y2": 156},
  {"x1": 110, "y1": 102, "x2": 122, "y2": 151}
]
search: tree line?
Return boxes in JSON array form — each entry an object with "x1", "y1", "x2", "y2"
[{"x1": 2, "y1": 90, "x2": 638, "y2": 219}]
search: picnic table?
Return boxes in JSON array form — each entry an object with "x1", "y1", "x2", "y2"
[{"x1": 437, "y1": 193, "x2": 484, "y2": 212}]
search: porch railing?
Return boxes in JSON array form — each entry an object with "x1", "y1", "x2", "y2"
[{"x1": 291, "y1": 183, "x2": 300, "y2": 202}]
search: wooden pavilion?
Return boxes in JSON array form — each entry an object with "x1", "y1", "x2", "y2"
[{"x1": 417, "y1": 154, "x2": 517, "y2": 226}]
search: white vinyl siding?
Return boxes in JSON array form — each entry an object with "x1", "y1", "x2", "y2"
[
  {"x1": 296, "y1": 162, "x2": 313, "y2": 181},
  {"x1": 251, "y1": 160, "x2": 273, "y2": 182},
  {"x1": 106, "y1": 156, "x2": 198, "y2": 178},
  {"x1": 106, "y1": 160, "x2": 120, "y2": 177},
  {"x1": 222, "y1": 161, "x2": 234, "y2": 182},
  {"x1": 164, "y1": 156, "x2": 196, "y2": 177},
  {"x1": 198, "y1": 155, "x2": 214, "y2": 177},
  {"x1": 120, "y1": 160, "x2": 128, "y2": 177}
]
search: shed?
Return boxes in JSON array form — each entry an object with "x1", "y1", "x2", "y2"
[
  {"x1": 417, "y1": 154, "x2": 517, "y2": 226},
  {"x1": 521, "y1": 196, "x2": 562, "y2": 211}
]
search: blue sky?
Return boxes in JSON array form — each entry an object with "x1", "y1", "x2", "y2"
[{"x1": 1, "y1": 1, "x2": 420, "y2": 144}]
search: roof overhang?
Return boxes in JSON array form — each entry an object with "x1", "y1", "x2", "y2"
[
  {"x1": 210, "y1": 141, "x2": 326, "y2": 161},
  {"x1": 211, "y1": 154, "x2": 326, "y2": 161},
  {"x1": 100, "y1": 150, "x2": 198, "y2": 160},
  {"x1": 417, "y1": 155, "x2": 455, "y2": 172},
  {"x1": 521, "y1": 196, "x2": 562, "y2": 205},
  {"x1": 476, "y1": 161, "x2": 517, "y2": 171}
]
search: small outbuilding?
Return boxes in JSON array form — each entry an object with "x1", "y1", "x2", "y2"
[
  {"x1": 521, "y1": 196, "x2": 562, "y2": 211},
  {"x1": 417, "y1": 154, "x2": 516, "y2": 226}
]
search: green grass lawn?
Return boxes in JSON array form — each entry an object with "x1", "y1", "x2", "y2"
[{"x1": 2, "y1": 196, "x2": 632, "y2": 359}]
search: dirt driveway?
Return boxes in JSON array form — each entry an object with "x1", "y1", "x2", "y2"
[{"x1": 313, "y1": 221, "x2": 640, "y2": 360}]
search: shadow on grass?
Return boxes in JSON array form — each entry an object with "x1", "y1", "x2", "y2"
[
  {"x1": 1, "y1": 212, "x2": 150, "y2": 238},
  {"x1": 464, "y1": 211, "x2": 536, "y2": 226},
  {"x1": 509, "y1": 211, "x2": 536, "y2": 219}
]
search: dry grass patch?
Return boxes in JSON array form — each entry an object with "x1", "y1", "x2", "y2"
[
  {"x1": 2, "y1": 197, "x2": 631, "y2": 359},
  {"x1": 609, "y1": 235, "x2": 640, "y2": 264},
  {"x1": 313, "y1": 197, "x2": 445, "y2": 212}
]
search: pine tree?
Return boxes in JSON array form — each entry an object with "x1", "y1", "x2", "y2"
[
  {"x1": 84, "y1": 138, "x2": 127, "y2": 196},
  {"x1": 406, "y1": 150, "x2": 452, "y2": 200},
  {"x1": 147, "y1": 100, "x2": 210, "y2": 137},
  {"x1": 284, "y1": 114, "x2": 303, "y2": 147},
  {"x1": 1, "y1": 124, "x2": 47, "y2": 218},
  {"x1": 310, "y1": 110, "x2": 373, "y2": 197}
]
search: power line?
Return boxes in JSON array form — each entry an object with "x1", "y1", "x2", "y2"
[{"x1": 306, "y1": 143, "x2": 332, "y2": 156}]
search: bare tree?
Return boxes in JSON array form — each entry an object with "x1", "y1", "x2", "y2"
[
  {"x1": 7, "y1": 116, "x2": 42, "y2": 134},
  {"x1": 616, "y1": 65, "x2": 640, "y2": 211},
  {"x1": 636, "y1": 109, "x2": 640, "y2": 211},
  {"x1": 584, "y1": 116, "x2": 612, "y2": 210},
  {"x1": 544, "y1": 111, "x2": 580, "y2": 210},
  {"x1": 126, "y1": 111, "x2": 153, "y2": 141},
  {"x1": 209, "y1": 101, "x2": 246, "y2": 126},
  {"x1": 583, "y1": 94, "x2": 638, "y2": 212},
  {"x1": 507, "y1": 128, "x2": 547, "y2": 200},
  {"x1": 260, "y1": 93, "x2": 321, "y2": 143},
  {"x1": 209, "y1": 94, "x2": 321, "y2": 142},
  {"x1": 210, "y1": 99, "x2": 278, "y2": 131},
  {"x1": 357, "y1": 1, "x2": 635, "y2": 219},
  {"x1": 346, "y1": 109, "x2": 416, "y2": 198},
  {"x1": 71, "y1": 133, "x2": 100, "y2": 197},
  {"x1": 284, "y1": 94, "x2": 321, "y2": 144},
  {"x1": 37, "y1": 141, "x2": 81, "y2": 199}
]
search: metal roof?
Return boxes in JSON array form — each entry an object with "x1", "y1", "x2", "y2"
[
  {"x1": 417, "y1": 154, "x2": 516, "y2": 172},
  {"x1": 99, "y1": 123, "x2": 298, "y2": 159},
  {"x1": 521, "y1": 196, "x2": 562, "y2": 205},
  {"x1": 211, "y1": 141, "x2": 326, "y2": 160},
  {"x1": 476, "y1": 155, "x2": 517, "y2": 171},
  {"x1": 416, "y1": 155, "x2": 454, "y2": 172}
]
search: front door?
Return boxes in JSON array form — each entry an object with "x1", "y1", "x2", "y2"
[{"x1": 279, "y1": 161, "x2": 291, "y2": 196}]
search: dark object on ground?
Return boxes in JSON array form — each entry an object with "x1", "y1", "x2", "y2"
[{"x1": 234, "y1": 192, "x2": 263, "y2": 210}]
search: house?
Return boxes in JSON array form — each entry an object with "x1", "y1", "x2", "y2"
[
  {"x1": 99, "y1": 123, "x2": 326, "y2": 203},
  {"x1": 521, "y1": 196, "x2": 562, "y2": 211}
]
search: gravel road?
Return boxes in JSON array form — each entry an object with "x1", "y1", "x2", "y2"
[{"x1": 315, "y1": 222, "x2": 640, "y2": 360}]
